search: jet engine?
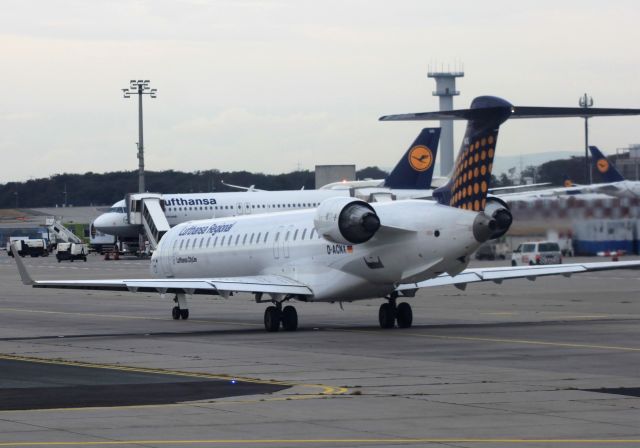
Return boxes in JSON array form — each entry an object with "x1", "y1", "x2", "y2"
[
  {"x1": 484, "y1": 196, "x2": 512, "y2": 239},
  {"x1": 472, "y1": 196, "x2": 513, "y2": 243},
  {"x1": 314, "y1": 197, "x2": 381, "y2": 245}
]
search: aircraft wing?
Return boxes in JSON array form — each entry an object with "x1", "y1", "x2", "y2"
[
  {"x1": 396, "y1": 260, "x2": 640, "y2": 291},
  {"x1": 13, "y1": 249, "x2": 312, "y2": 296}
]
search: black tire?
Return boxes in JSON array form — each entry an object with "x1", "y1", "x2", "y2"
[
  {"x1": 179, "y1": 309, "x2": 189, "y2": 320},
  {"x1": 83, "y1": 257, "x2": 87, "y2": 262},
  {"x1": 378, "y1": 303, "x2": 395, "y2": 329},
  {"x1": 171, "y1": 306, "x2": 180, "y2": 320},
  {"x1": 511, "y1": 260, "x2": 516, "y2": 266},
  {"x1": 264, "y1": 306, "x2": 281, "y2": 332},
  {"x1": 281, "y1": 305, "x2": 298, "y2": 331},
  {"x1": 396, "y1": 302, "x2": 413, "y2": 329}
]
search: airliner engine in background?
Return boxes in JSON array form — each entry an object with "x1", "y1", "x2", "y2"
[
  {"x1": 16, "y1": 96, "x2": 640, "y2": 332},
  {"x1": 93, "y1": 128, "x2": 442, "y2": 248}
]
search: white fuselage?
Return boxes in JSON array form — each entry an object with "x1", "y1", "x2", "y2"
[{"x1": 150, "y1": 200, "x2": 481, "y2": 302}]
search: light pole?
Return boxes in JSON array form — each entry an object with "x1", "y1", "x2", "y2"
[
  {"x1": 579, "y1": 93, "x2": 594, "y2": 184},
  {"x1": 122, "y1": 80, "x2": 157, "y2": 193}
]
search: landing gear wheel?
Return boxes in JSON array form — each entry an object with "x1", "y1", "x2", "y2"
[
  {"x1": 281, "y1": 305, "x2": 298, "y2": 331},
  {"x1": 179, "y1": 309, "x2": 189, "y2": 320},
  {"x1": 396, "y1": 302, "x2": 413, "y2": 328},
  {"x1": 378, "y1": 302, "x2": 395, "y2": 329},
  {"x1": 171, "y1": 306, "x2": 180, "y2": 320},
  {"x1": 264, "y1": 306, "x2": 281, "y2": 332}
]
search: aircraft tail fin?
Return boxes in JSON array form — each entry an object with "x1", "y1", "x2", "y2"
[
  {"x1": 431, "y1": 96, "x2": 511, "y2": 211},
  {"x1": 384, "y1": 128, "x2": 441, "y2": 189},
  {"x1": 589, "y1": 146, "x2": 625, "y2": 182}
]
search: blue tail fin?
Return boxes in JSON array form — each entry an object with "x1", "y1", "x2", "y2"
[
  {"x1": 384, "y1": 128, "x2": 441, "y2": 189},
  {"x1": 589, "y1": 146, "x2": 625, "y2": 182},
  {"x1": 433, "y1": 97, "x2": 511, "y2": 211}
]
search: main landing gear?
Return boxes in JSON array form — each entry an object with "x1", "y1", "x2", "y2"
[
  {"x1": 264, "y1": 302, "x2": 298, "y2": 332},
  {"x1": 171, "y1": 293, "x2": 190, "y2": 320},
  {"x1": 379, "y1": 295, "x2": 413, "y2": 329}
]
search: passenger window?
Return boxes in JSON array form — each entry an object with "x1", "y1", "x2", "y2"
[
  {"x1": 179, "y1": 239, "x2": 185, "y2": 249},
  {"x1": 206, "y1": 237, "x2": 211, "y2": 247},
  {"x1": 242, "y1": 234, "x2": 247, "y2": 244},
  {"x1": 275, "y1": 232, "x2": 280, "y2": 242},
  {"x1": 186, "y1": 239, "x2": 191, "y2": 249},
  {"x1": 256, "y1": 232, "x2": 261, "y2": 243},
  {"x1": 293, "y1": 229, "x2": 298, "y2": 240},
  {"x1": 199, "y1": 237, "x2": 204, "y2": 248},
  {"x1": 213, "y1": 236, "x2": 218, "y2": 247},
  {"x1": 250, "y1": 233, "x2": 255, "y2": 244},
  {"x1": 263, "y1": 232, "x2": 269, "y2": 243},
  {"x1": 310, "y1": 228, "x2": 316, "y2": 239},
  {"x1": 228, "y1": 235, "x2": 233, "y2": 246},
  {"x1": 285, "y1": 231, "x2": 290, "y2": 241},
  {"x1": 220, "y1": 236, "x2": 225, "y2": 246},
  {"x1": 301, "y1": 229, "x2": 307, "y2": 240},
  {"x1": 173, "y1": 240, "x2": 178, "y2": 249}
]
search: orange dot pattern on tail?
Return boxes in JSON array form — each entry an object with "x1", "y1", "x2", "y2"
[{"x1": 449, "y1": 130, "x2": 498, "y2": 211}]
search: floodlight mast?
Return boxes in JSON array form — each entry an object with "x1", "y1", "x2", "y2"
[
  {"x1": 122, "y1": 80, "x2": 157, "y2": 193},
  {"x1": 579, "y1": 93, "x2": 594, "y2": 184}
]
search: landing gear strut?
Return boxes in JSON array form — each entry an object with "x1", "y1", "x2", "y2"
[
  {"x1": 378, "y1": 296, "x2": 413, "y2": 329},
  {"x1": 263, "y1": 301, "x2": 298, "y2": 332},
  {"x1": 171, "y1": 293, "x2": 190, "y2": 320}
]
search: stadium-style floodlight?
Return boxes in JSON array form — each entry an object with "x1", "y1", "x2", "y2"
[
  {"x1": 579, "y1": 93, "x2": 594, "y2": 184},
  {"x1": 122, "y1": 80, "x2": 158, "y2": 193}
]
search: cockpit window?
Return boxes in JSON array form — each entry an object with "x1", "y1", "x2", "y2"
[{"x1": 109, "y1": 207, "x2": 126, "y2": 213}]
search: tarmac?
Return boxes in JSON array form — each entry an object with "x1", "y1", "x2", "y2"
[{"x1": 0, "y1": 253, "x2": 638, "y2": 447}]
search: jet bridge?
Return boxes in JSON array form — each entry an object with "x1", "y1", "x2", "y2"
[{"x1": 126, "y1": 193, "x2": 171, "y2": 250}]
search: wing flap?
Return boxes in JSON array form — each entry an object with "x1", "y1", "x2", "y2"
[{"x1": 396, "y1": 261, "x2": 640, "y2": 290}]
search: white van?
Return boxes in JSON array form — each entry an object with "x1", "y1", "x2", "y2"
[{"x1": 511, "y1": 241, "x2": 562, "y2": 266}]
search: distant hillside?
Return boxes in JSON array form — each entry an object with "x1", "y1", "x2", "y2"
[{"x1": 0, "y1": 167, "x2": 387, "y2": 208}]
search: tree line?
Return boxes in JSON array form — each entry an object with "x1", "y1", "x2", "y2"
[{"x1": 0, "y1": 155, "x2": 611, "y2": 208}]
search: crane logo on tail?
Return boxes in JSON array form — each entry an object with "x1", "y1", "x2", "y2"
[
  {"x1": 597, "y1": 158, "x2": 610, "y2": 173},
  {"x1": 408, "y1": 145, "x2": 434, "y2": 172}
]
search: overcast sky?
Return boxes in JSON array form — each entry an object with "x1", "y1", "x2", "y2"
[{"x1": 2, "y1": 0, "x2": 639, "y2": 182}]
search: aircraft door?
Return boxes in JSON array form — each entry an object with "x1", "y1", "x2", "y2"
[
  {"x1": 282, "y1": 225, "x2": 292, "y2": 259},
  {"x1": 272, "y1": 226, "x2": 283, "y2": 259}
]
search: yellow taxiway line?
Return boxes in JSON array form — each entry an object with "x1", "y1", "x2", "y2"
[{"x1": 1, "y1": 438, "x2": 640, "y2": 446}]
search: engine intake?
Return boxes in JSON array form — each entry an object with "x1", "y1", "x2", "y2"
[{"x1": 314, "y1": 198, "x2": 381, "y2": 245}]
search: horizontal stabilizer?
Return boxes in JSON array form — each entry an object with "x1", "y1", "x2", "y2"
[{"x1": 381, "y1": 106, "x2": 640, "y2": 122}]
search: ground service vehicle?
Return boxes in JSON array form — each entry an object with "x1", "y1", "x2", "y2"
[
  {"x1": 56, "y1": 243, "x2": 88, "y2": 262},
  {"x1": 511, "y1": 241, "x2": 562, "y2": 266},
  {"x1": 8, "y1": 238, "x2": 49, "y2": 258}
]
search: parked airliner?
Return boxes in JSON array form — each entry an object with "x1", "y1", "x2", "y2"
[
  {"x1": 93, "y1": 128, "x2": 442, "y2": 239},
  {"x1": 14, "y1": 96, "x2": 640, "y2": 332}
]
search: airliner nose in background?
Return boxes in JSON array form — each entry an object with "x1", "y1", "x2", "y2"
[{"x1": 92, "y1": 200, "x2": 141, "y2": 238}]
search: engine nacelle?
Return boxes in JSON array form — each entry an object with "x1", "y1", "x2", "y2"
[
  {"x1": 314, "y1": 197, "x2": 381, "y2": 245},
  {"x1": 484, "y1": 196, "x2": 512, "y2": 240}
]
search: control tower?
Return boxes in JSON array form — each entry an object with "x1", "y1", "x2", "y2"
[{"x1": 428, "y1": 66, "x2": 464, "y2": 176}]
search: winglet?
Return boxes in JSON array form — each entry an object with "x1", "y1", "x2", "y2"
[{"x1": 11, "y1": 243, "x2": 35, "y2": 286}]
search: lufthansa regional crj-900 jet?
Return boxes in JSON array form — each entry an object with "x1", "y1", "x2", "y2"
[{"x1": 14, "y1": 96, "x2": 640, "y2": 332}]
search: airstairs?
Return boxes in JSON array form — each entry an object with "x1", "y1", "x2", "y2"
[
  {"x1": 45, "y1": 218, "x2": 83, "y2": 244},
  {"x1": 126, "y1": 193, "x2": 171, "y2": 250}
]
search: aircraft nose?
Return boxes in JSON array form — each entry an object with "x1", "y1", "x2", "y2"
[{"x1": 93, "y1": 213, "x2": 115, "y2": 233}]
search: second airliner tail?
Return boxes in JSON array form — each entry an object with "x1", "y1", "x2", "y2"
[
  {"x1": 384, "y1": 128, "x2": 441, "y2": 189},
  {"x1": 589, "y1": 146, "x2": 625, "y2": 182}
]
